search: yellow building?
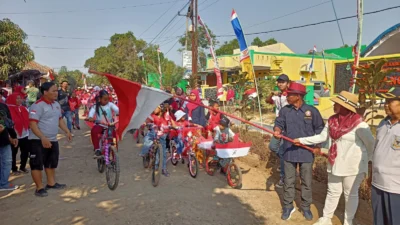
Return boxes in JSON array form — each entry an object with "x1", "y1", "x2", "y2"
[{"x1": 205, "y1": 43, "x2": 343, "y2": 90}]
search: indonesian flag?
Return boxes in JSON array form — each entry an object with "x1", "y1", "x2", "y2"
[
  {"x1": 42, "y1": 70, "x2": 55, "y2": 81},
  {"x1": 89, "y1": 70, "x2": 172, "y2": 139},
  {"x1": 244, "y1": 88, "x2": 257, "y2": 98},
  {"x1": 215, "y1": 135, "x2": 251, "y2": 158}
]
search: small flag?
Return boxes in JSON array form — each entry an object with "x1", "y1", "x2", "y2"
[{"x1": 309, "y1": 46, "x2": 317, "y2": 74}]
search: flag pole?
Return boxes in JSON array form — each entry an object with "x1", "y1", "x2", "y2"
[
  {"x1": 232, "y1": 9, "x2": 263, "y2": 130},
  {"x1": 350, "y1": 0, "x2": 363, "y2": 93}
]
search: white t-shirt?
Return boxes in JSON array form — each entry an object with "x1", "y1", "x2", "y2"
[
  {"x1": 272, "y1": 94, "x2": 288, "y2": 117},
  {"x1": 88, "y1": 102, "x2": 119, "y2": 124},
  {"x1": 214, "y1": 126, "x2": 235, "y2": 144}
]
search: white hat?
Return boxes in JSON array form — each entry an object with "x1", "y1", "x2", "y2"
[
  {"x1": 94, "y1": 86, "x2": 101, "y2": 91},
  {"x1": 174, "y1": 110, "x2": 186, "y2": 121}
]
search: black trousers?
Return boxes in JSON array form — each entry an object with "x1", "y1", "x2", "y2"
[
  {"x1": 11, "y1": 137, "x2": 29, "y2": 171},
  {"x1": 372, "y1": 185, "x2": 400, "y2": 225}
]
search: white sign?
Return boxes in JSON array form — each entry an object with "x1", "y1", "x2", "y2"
[{"x1": 182, "y1": 50, "x2": 192, "y2": 69}]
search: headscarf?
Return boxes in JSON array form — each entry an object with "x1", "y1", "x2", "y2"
[
  {"x1": 186, "y1": 89, "x2": 201, "y2": 118},
  {"x1": 13, "y1": 86, "x2": 26, "y2": 98},
  {"x1": 328, "y1": 106, "x2": 363, "y2": 165},
  {"x1": 6, "y1": 93, "x2": 29, "y2": 137}
]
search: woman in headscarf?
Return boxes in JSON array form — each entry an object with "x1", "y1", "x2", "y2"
[
  {"x1": 6, "y1": 93, "x2": 30, "y2": 174},
  {"x1": 174, "y1": 87, "x2": 187, "y2": 111},
  {"x1": 294, "y1": 91, "x2": 374, "y2": 225},
  {"x1": 185, "y1": 89, "x2": 206, "y2": 128}
]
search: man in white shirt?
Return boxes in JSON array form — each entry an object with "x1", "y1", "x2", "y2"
[{"x1": 372, "y1": 88, "x2": 400, "y2": 225}]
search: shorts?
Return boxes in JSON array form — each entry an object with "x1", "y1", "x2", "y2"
[{"x1": 29, "y1": 140, "x2": 59, "y2": 171}]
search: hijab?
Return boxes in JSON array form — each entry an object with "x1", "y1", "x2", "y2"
[
  {"x1": 186, "y1": 89, "x2": 202, "y2": 118},
  {"x1": 6, "y1": 93, "x2": 29, "y2": 137}
]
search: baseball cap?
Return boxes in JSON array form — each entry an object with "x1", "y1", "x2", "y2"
[{"x1": 277, "y1": 74, "x2": 289, "y2": 82}]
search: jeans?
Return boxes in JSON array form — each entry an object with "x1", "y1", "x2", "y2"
[
  {"x1": 322, "y1": 173, "x2": 365, "y2": 225},
  {"x1": 0, "y1": 145, "x2": 12, "y2": 188},
  {"x1": 62, "y1": 110, "x2": 72, "y2": 131},
  {"x1": 174, "y1": 136, "x2": 184, "y2": 154},
  {"x1": 73, "y1": 109, "x2": 80, "y2": 127},
  {"x1": 283, "y1": 160, "x2": 313, "y2": 210},
  {"x1": 141, "y1": 131, "x2": 168, "y2": 170},
  {"x1": 269, "y1": 136, "x2": 285, "y2": 179}
]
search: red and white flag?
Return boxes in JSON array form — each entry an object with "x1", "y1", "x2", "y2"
[
  {"x1": 42, "y1": 70, "x2": 55, "y2": 81},
  {"x1": 89, "y1": 70, "x2": 172, "y2": 139},
  {"x1": 215, "y1": 135, "x2": 251, "y2": 158}
]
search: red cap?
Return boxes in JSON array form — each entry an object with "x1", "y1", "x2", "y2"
[{"x1": 287, "y1": 82, "x2": 307, "y2": 95}]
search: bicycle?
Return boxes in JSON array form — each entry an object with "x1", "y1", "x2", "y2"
[
  {"x1": 142, "y1": 124, "x2": 164, "y2": 187},
  {"x1": 204, "y1": 137, "x2": 250, "y2": 189},
  {"x1": 170, "y1": 127, "x2": 201, "y2": 178},
  {"x1": 95, "y1": 121, "x2": 120, "y2": 191}
]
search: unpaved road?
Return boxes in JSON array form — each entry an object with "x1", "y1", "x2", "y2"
[{"x1": 0, "y1": 123, "x2": 372, "y2": 225}]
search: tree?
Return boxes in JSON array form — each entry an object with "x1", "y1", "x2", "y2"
[
  {"x1": 251, "y1": 37, "x2": 277, "y2": 47},
  {"x1": 215, "y1": 39, "x2": 239, "y2": 56},
  {"x1": 178, "y1": 25, "x2": 218, "y2": 52},
  {"x1": 56, "y1": 66, "x2": 85, "y2": 90},
  {"x1": 85, "y1": 32, "x2": 184, "y2": 85},
  {"x1": 0, "y1": 18, "x2": 34, "y2": 80}
]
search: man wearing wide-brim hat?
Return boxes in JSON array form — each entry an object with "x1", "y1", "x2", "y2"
[
  {"x1": 274, "y1": 82, "x2": 325, "y2": 221},
  {"x1": 372, "y1": 87, "x2": 400, "y2": 225}
]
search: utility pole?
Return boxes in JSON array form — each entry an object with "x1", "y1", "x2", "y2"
[{"x1": 190, "y1": 0, "x2": 198, "y2": 88}]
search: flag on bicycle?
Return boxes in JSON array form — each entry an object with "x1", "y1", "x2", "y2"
[{"x1": 89, "y1": 70, "x2": 172, "y2": 139}]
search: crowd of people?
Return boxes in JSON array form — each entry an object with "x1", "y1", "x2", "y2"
[{"x1": 0, "y1": 74, "x2": 399, "y2": 225}]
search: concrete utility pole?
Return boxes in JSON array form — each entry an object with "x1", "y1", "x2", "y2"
[{"x1": 190, "y1": 0, "x2": 198, "y2": 88}]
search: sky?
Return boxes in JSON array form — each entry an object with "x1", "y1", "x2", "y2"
[{"x1": 0, "y1": 0, "x2": 399, "y2": 73}]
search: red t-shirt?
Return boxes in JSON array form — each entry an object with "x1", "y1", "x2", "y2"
[{"x1": 69, "y1": 97, "x2": 81, "y2": 111}]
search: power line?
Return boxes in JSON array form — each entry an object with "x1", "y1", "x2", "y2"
[
  {"x1": 0, "y1": 0, "x2": 187, "y2": 15},
  {"x1": 199, "y1": 0, "x2": 221, "y2": 11},
  {"x1": 138, "y1": 1, "x2": 179, "y2": 38},
  {"x1": 27, "y1": 34, "x2": 181, "y2": 41},
  {"x1": 215, "y1": 5, "x2": 400, "y2": 37},
  {"x1": 149, "y1": 1, "x2": 191, "y2": 45}
]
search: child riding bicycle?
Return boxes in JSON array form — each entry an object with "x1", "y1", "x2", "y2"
[{"x1": 87, "y1": 90, "x2": 119, "y2": 157}]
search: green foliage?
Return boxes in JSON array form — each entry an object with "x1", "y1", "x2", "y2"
[
  {"x1": 250, "y1": 37, "x2": 277, "y2": 47},
  {"x1": 56, "y1": 66, "x2": 85, "y2": 90},
  {"x1": 178, "y1": 25, "x2": 218, "y2": 51},
  {"x1": 355, "y1": 58, "x2": 395, "y2": 125},
  {"x1": 215, "y1": 39, "x2": 239, "y2": 56},
  {"x1": 85, "y1": 32, "x2": 183, "y2": 85},
  {"x1": 0, "y1": 18, "x2": 34, "y2": 80}
]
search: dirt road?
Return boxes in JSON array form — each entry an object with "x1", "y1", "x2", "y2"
[{"x1": 0, "y1": 124, "x2": 372, "y2": 225}]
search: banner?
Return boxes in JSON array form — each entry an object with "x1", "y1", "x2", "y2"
[
  {"x1": 230, "y1": 10, "x2": 254, "y2": 81},
  {"x1": 157, "y1": 48, "x2": 163, "y2": 89},
  {"x1": 198, "y1": 15, "x2": 223, "y2": 99}
]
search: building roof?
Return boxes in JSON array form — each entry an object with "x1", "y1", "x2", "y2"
[
  {"x1": 23, "y1": 61, "x2": 52, "y2": 73},
  {"x1": 233, "y1": 43, "x2": 294, "y2": 54},
  {"x1": 324, "y1": 45, "x2": 367, "y2": 59},
  {"x1": 361, "y1": 23, "x2": 400, "y2": 57}
]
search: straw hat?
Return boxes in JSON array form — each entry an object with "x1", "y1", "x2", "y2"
[{"x1": 330, "y1": 91, "x2": 359, "y2": 113}]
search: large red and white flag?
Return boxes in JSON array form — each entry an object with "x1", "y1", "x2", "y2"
[{"x1": 89, "y1": 70, "x2": 172, "y2": 139}]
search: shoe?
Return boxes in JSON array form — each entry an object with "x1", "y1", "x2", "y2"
[
  {"x1": 71, "y1": 133, "x2": 75, "y2": 137},
  {"x1": 11, "y1": 171, "x2": 21, "y2": 176},
  {"x1": 162, "y1": 169, "x2": 170, "y2": 177},
  {"x1": 19, "y1": 168, "x2": 29, "y2": 173},
  {"x1": 45, "y1": 183, "x2": 67, "y2": 190},
  {"x1": 77, "y1": 126, "x2": 81, "y2": 130},
  {"x1": 0, "y1": 184, "x2": 19, "y2": 192},
  {"x1": 35, "y1": 188, "x2": 48, "y2": 197},
  {"x1": 275, "y1": 178, "x2": 284, "y2": 188},
  {"x1": 303, "y1": 209, "x2": 313, "y2": 221},
  {"x1": 94, "y1": 149, "x2": 102, "y2": 158},
  {"x1": 313, "y1": 217, "x2": 333, "y2": 225},
  {"x1": 281, "y1": 207, "x2": 296, "y2": 220},
  {"x1": 73, "y1": 125, "x2": 76, "y2": 130}
]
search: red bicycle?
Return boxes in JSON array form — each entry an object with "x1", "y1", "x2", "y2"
[{"x1": 169, "y1": 127, "x2": 202, "y2": 178}]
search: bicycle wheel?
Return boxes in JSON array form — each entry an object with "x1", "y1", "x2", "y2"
[
  {"x1": 170, "y1": 145, "x2": 179, "y2": 166},
  {"x1": 143, "y1": 153, "x2": 150, "y2": 168},
  {"x1": 152, "y1": 144, "x2": 163, "y2": 187},
  {"x1": 226, "y1": 162, "x2": 242, "y2": 189},
  {"x1": 188, "y1": 154, "x2": 198, "y2": 178},
  {"x1": 205, "y1": 154, "x2": 217, "y2": 176},
  {"x1": 97, "y1": 157, "x2": 105, "y2": 173},
  {"x1": 106, "y1": 146, "x2": 120, "y2": 190}
]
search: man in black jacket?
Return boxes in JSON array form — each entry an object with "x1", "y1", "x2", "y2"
[
  {"x1": 0, "y1": 102, "x2": 19, "y2": 191},
  {"x1": 58, "y1": 81, "x2": 73, "y2": 134}
]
